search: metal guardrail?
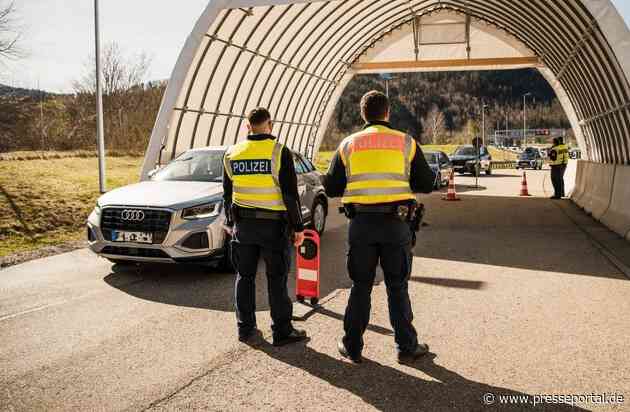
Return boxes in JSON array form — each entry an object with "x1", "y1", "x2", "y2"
[{"x1": 490, "y1": 161, "x2": 517, "y2": 169}]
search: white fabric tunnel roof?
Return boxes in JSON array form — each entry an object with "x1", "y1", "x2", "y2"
[{"x1": 141, "y1": 0, "x2": 630, "y2": 179}]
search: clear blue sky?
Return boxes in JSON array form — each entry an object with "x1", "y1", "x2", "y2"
[{"x1": 4, "y1": 0, "x2": 630, "y2": 93}]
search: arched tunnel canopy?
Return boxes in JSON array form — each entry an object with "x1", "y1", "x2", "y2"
[{"x1": 141, "y1": 0, "x2": 630, "y2": 179}]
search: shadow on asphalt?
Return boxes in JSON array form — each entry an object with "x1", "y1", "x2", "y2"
[
  {"x1": 414, "y1": 193, "x2": 627, "y2": 279},
  {"x1": 104, "y1": 191, "x2": 626, "y2": 313},
  {"x1": 247, "y1": 340, "x2": 587, "y2": 411},
  {"x1": 293, "y1": 305, "x2": 393, "y2": 336},
  {"x1": 410, "y1": 276, "x2": 486, "y2": 290},
  {"x1": 452, "y1": 184, "x2": 488, "y2": 193},
  {"x1": 102, "y1": 223, "x2": 354, "y2": 312}
]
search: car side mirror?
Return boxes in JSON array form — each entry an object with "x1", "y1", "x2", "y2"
[{"x1": 147, "y1": 166, "x2": 161, "y2": 179}]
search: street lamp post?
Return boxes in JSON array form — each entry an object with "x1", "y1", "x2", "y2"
[
  {"x1": 505, "y1": 110, "x2": 509, "y2": 142},
  {"x1": 380, "y1": 73, "x2": 394, "y2": 97},
  {"x1": 94, "y1": 0, "x2": 106, "y2": 193},
  {"x1": 481, "y1": 101, "x2": 489, "y2": 146},
  {"x1": 523, "y1": 92, "x2": 532, "y2": 148}
]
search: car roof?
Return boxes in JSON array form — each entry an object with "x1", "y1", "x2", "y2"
[
  {"x1": 186, "y1": 145, "x2": 303, "y2": 155},
  {"x1": 186, "y1": 146, "x2": 228, "y2": 152}
]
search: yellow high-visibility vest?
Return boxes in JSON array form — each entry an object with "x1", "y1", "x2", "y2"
[
  {"x1": 339, "y1": 124, "x2": 416, "y2": 205},
  {"x1": 549, "y1": 144, "x2": 569, "y2": 166},
  {"x1": 224, "y1": 138, "x2": 287, "y2": 211}
]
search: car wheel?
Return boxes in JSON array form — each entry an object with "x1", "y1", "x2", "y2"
[
  {"x1": 309, "y1": 198, "x2": 327, "y2": 236},
  {"x1": 485, "y1": 167, "x2": 492, "y2": 176}
]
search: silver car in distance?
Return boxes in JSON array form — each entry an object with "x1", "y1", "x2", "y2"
[{"x1": 86, "y1": 147, "x2": 328, "y2": 269}]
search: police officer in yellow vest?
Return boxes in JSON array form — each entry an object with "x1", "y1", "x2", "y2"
[
  {"x1": 323, "y1": 91, "x2": 435, "y2": 364},
  {"x1": 549, "y1": 137, "x2": 570, "y2": 199},
  {"x1": 223, "y1": 107, "x2": 307, "y2": 346}
]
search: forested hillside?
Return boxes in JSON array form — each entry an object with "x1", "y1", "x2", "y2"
[
  {"x1": 321, "y1": 69, "x2": 572, "y2": 149},
  {"x1": 0, "y1": 67, "x2": 572, "y2": 154}
]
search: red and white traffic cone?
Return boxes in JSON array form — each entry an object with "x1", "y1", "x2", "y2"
[
  {"x1": 442, "y1": 170, "x2": 460, "y2": 201},
  {"x1": 520, "y1": 171, "x2": 531, "y2": 197}
]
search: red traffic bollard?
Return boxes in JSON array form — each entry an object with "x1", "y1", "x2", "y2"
[{"x1": 296, "y1": 229, "x2": 320, "y2": 305}]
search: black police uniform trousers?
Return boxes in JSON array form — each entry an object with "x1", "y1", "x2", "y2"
[
  {"x1": 343, "y1": 213, "x2": 419, "y2": 356},
  {"x1": 232, "y1": 217, "x2": 293, "y2": 339},
  {"x1": 551, "y1": 164, "x2": 567, "y2": 198}
]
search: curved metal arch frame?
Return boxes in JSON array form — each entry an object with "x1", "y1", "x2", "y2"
[{"x1": 142, "y1": 0, "x2": 630, "y2": 181}]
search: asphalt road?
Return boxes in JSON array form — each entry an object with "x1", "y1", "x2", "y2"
[{"x1": 2, "y1": 167, "x2": 629, "y2": 411}]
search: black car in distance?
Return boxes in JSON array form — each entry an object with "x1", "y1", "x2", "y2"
[{"x1": 516, "y1": 147, "x2": 544, "y2": 170}]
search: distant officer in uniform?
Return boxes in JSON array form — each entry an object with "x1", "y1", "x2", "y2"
[
  {"x1": 323, "y1": 91, "x2": 435, "y2": 364},
  {"x1": 549, "y1": 137, "x2": 569, "y2": 199},
  {"x1": 223, "y1": 107, "x2": 307, "y2": 346}
]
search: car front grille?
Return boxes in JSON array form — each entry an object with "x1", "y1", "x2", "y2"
[
  {"x1": 101, "y1": 208, "x2": 172, "y2": 244},
  {"x1": 101, "y1": 246, "x2": 171, "y2": 259}
]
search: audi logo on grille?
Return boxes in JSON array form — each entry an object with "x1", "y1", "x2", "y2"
[{"x1": 121, "y1": 210, "x2": 145, "y2": 221}]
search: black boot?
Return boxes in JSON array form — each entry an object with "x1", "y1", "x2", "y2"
[
  {"x1": 272, "y1": 328, "x2": 307, "y2": 346},
  {"x1": 337, "y1": 340, "x2": 362, "y2": 363},
  {"x1": 397, "y1": 342, "x2": 430, "y2": 364}
]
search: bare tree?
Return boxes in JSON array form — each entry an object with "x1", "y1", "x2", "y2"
[
  {"x1": 0, "y1": 1, "x2": 22, "y2": 61},
  {"x1": 73, "y1": 42, "x2": 152, "y2": 96},
  {"x1": 427, "y1": 106, "x2": 445, "y2": 144}
]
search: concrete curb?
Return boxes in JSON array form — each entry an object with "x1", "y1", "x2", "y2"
[
  {"x1": 582, "y1": 163, "x2": 615, "y2": 219},
  {"x1": 601, "y1": 164, "x2": 630, "y2": 240}
]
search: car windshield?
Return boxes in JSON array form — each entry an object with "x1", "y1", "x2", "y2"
[
  {"x1": 152, "y1": 150, "x2": 225, "y2": 182},
  {"x1": 424, "y1": 153, "x2": 439, "y2": 164},
  {"x1": 454, "y1": 147, "x2": 476, "y2": 156}
]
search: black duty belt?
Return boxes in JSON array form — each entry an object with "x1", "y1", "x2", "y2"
[
  {"x1": 353, "y1": 204, "x2": 400, "y2": 214},
  {"x1": 237, "y1": 209, "x2": 285, "y2": 221},
  {"x1": 339, "y1": 202, "x2": 417, "y2": 222}
]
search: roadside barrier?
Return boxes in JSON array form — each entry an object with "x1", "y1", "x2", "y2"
[
  {"x1": 519, "y1": 171, "x2": 530, "y2": 196},
  {"x1": 581, "y1": 163, "x2": 615, "y2": 219},
  {"x1": 490, "y1": 161, "x2": 516, "y2": 170},
  {"x1": 571, "y1": 161, "x2": 591, "y2": 208},
  {"x1": 600, "y1": 164, "x2": 630, "y2": 240},
  {"x1": 442, "y1": 170, "x2": 460, "y2": 201}
]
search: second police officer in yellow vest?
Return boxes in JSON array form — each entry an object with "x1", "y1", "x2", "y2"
[
  {"x1": 223, "y1": 107, "x2": 307, "y2": 346},
  {"x1": 548, "y1": 137, "x2": 570, "y2": 199},
  {"x1": 323, "y1": 91, "x2": 436, "y2": 364}
]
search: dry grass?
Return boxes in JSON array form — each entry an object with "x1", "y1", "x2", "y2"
[
  {"x1": 0, "y1": 156, "x2": 143, "y2": 257},
  {"x1": 0, "y1": 150, "x2": 145, "y2": 162}
]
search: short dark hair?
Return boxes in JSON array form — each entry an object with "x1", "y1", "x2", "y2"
[
  {"x1": 247, "y1": 107, "x2": 272, "y2": 126},
  {"x1": 360, "y1": 90, "x2": 390, "y2": 122}
]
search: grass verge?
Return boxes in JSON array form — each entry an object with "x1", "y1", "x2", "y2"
[{"x1": 0, "y1": 156, "x2": 143, "y2": 259}]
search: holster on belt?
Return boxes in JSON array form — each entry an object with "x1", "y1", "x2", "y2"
[
  {"x1": 339, "y1": 200, "x2": 419, "y2": 223},
  {"x1": 233, "y1": 206, "x2": 286, "y2": 221}
]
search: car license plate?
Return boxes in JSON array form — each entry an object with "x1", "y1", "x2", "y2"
[{"x1": 112, "y1": 231, "x2": 153, "y2": 244}]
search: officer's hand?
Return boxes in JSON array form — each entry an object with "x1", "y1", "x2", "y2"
[
  {"x1": 222, "y1": 224, "x2": 234, "y2": 237},
  {"x1": 293, "y1": 231, "x2": 305, "y2": 247}
]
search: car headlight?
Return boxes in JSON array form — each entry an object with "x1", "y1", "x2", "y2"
[
  {"x1": 181, "y1": 202, "x2": 222, "y2": 220},
  {"x1": 94, "y1": 204, "x2": 102, "y2": 216}
]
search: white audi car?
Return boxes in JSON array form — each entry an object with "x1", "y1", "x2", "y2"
[{"x1": 86, "y1": 147, "x2": 328, "y2": 269}]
